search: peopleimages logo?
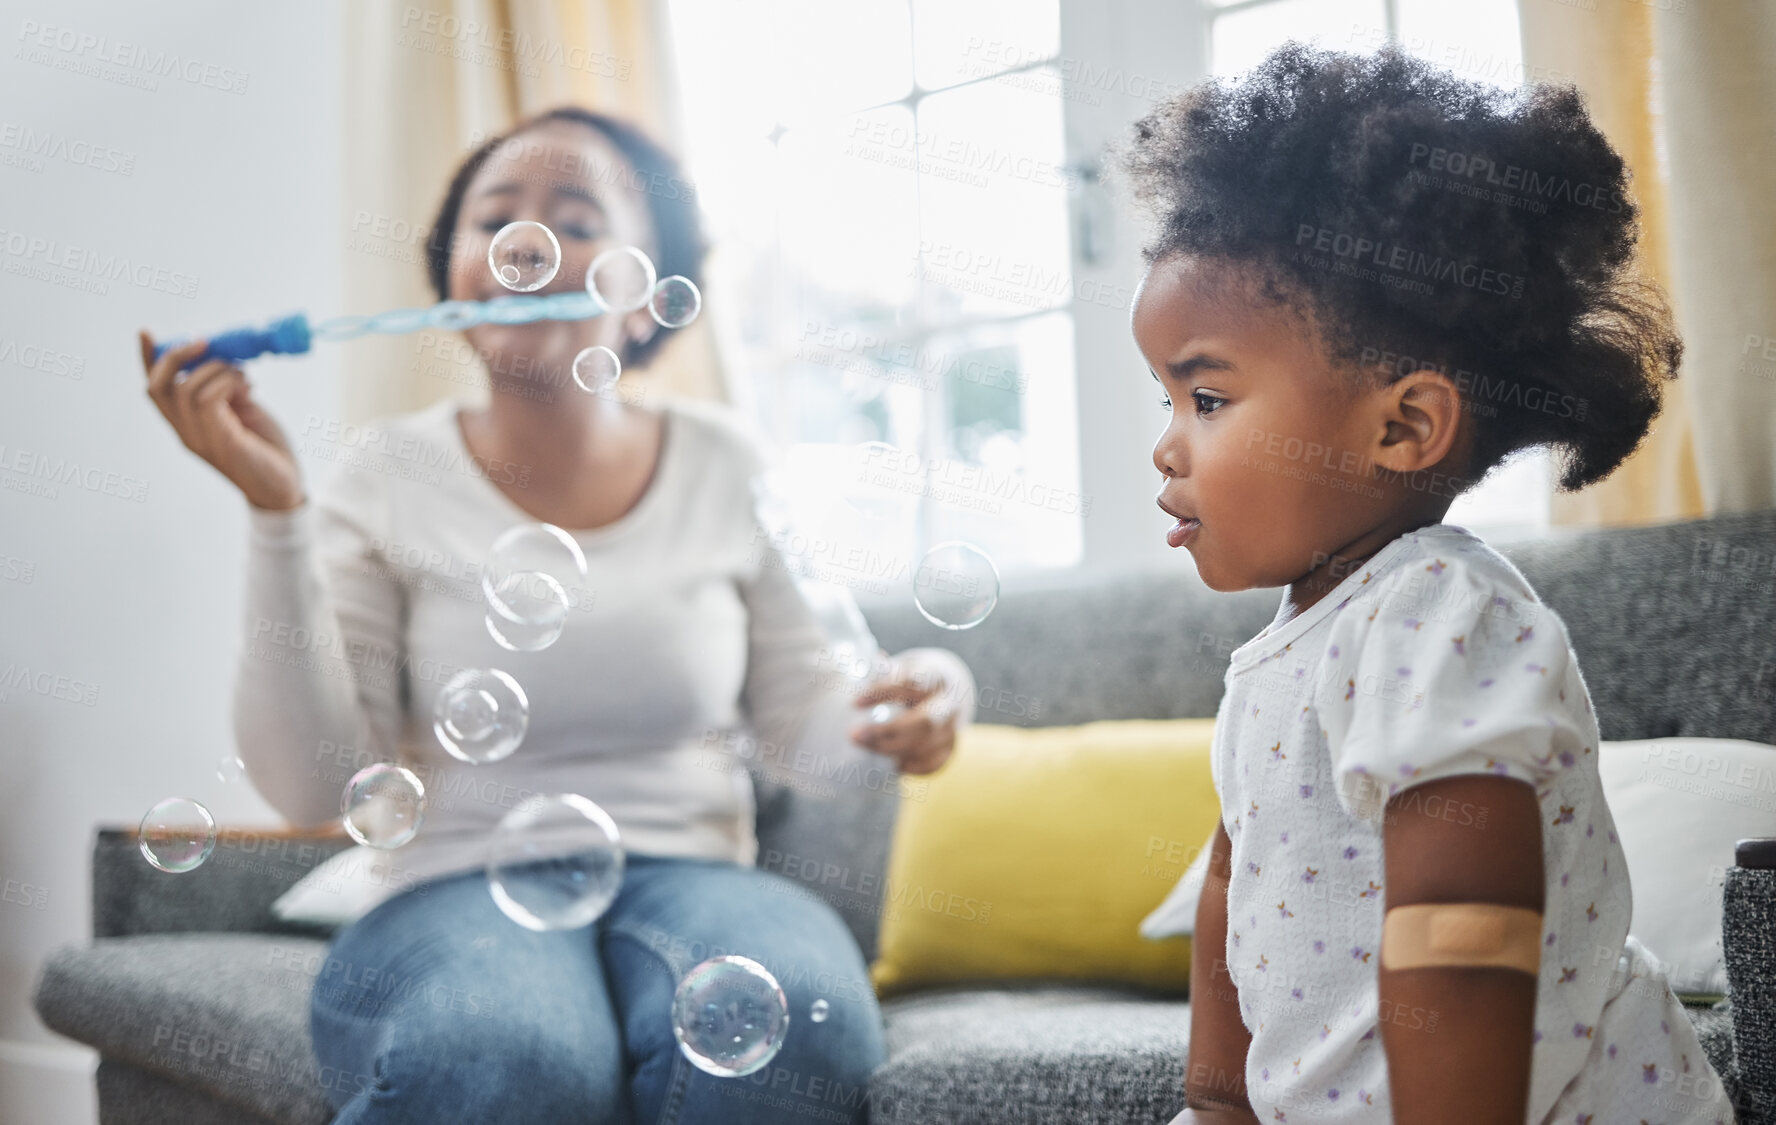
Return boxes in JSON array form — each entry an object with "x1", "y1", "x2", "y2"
[
  {"x1": 0, "y1": 228, "x2": 199, "y2": 299},
  {"x1": 1294, "y1": 224, "x2": 1524, "y2": 299},
  {"x1": 14, "y1": 20, "x2": 250, "y2": 94},
  {"x1": 1407, "y1": 143, "x2": 1627, "y2": 214}
]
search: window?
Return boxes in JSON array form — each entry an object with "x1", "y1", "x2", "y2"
[
  {"x1": 1205, "y1": 0, "x2": 1552, "y2": 535},
  {"x1": 669, "y1": 0, "x2": 1084, "y2": 582}
]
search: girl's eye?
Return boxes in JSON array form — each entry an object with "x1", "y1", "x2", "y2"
[
  {"x1": 557, "y1": 222, "x2": 600, "y2": 241},
  {"x1": 1158, "y1": 393, "x2": 1173, "y2": 411},
  {"x1": 478, "y1": 218, "x2": 513, "y2": 234},
  {"x1": 1193, "y1": 392, "x2": 1226, "y2": 416}
]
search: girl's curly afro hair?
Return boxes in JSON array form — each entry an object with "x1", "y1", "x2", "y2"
[{"x1": 1120, "y1": 41, "x2": 1681, "y2": 493}]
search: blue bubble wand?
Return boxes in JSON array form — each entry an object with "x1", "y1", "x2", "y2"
[
  {"x1": 152, "y1": 238, "x2": 703, "y2": 370},
  {"x1": 151, "y1": 290, "x2": 605, "y2": 371}
]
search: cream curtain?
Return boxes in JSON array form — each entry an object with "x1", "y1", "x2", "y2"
[
  {"x1": 1519, "y1": 0, "x2": 1776, "y2": 525},
  {"x1": 337, "y1": 0, "x2": 724, "y2": 425}
]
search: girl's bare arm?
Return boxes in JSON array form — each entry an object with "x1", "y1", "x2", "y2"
[
  {"x1": 1378, "y1": 773, "x2": 1544, "y2": 1123},
  {"x1": 1182, "y1": 822, "x2": 1259, "y2": 1121}
]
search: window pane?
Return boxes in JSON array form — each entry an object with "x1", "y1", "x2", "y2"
[
  {"x1": 911, "y1": 0, "x2": 1059, "y2": 92},
  {"x1": 1447, "y1": 448, "x2": 1550, "y2": 533},
  {"x1": 914, "y1": 72, "x2": 1073, "y2": 322},
  {"x1": 918, "y1": 313, "x2": 1082, "y2": 569},
  {"x1": 780, "y1": 106, "x2": 922, "y2": 310},
  {"x1": 1393, "y1": 0, "x2": 1527, "y2": 91},
  {"x1": 774, "y1": 0, "x2": 912, "y2": 123},
  {"x1": 670, "y1": 0, "x2": 1084, "y2": 571},
  {"x1": 768, "y1": 313, "x2": 1082, "y2": 575},
  {"x1": 1211, "y1": 0, "x2": 1387, "y2": 78}
]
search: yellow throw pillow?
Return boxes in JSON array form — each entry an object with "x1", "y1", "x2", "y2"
[{"x1": 869, "y1": 718, "x2": 1220, "y2": 997}]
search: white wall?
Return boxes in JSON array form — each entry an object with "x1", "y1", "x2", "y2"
[
  {"x1": 0, "y1": 1, "x2": 343, "y2": 1119},
  {"x1": 1058, "y1": 0, "x2": 1210, "y2": 575}
]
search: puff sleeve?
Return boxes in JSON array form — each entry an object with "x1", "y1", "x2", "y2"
[{"x1": 1312, "y1": 552, "x2": 1590, "y2": 823}]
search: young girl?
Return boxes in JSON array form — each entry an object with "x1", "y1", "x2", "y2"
[{"x1": 1123, "y1": 43, "x2": 1735, "y2": 1124}]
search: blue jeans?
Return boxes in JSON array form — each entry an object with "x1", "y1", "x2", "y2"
[{"x1": 309, "y1": 855, "x2": 887, "y2": 1124}]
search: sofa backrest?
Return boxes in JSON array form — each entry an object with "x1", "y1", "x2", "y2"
[
  {"x1": 91, "y1": 827, "x2": 351, "y2": 940},
  {"x1": 96, "y1": 511, "x2": 1774, "y2": 959},
  {"x1": 752, "y1": 509, "x2": 1776, "y2": 957}
]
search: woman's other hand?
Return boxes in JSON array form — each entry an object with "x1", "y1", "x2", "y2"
[
  {"x1": 140, "y1": 330, "x2": 304, "y2": 511},
  {"x1": 849, "y1": 657, "x2": 958, "y2": 776}
]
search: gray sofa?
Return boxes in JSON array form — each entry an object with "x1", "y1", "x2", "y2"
[{"x1": 35, "y1": 509, "x2": 1776, "y2": 1124}]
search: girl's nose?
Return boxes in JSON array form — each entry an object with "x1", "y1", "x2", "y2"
[{"x1": 1153, "y1": 427, "x2": 1186, "y2": 478}]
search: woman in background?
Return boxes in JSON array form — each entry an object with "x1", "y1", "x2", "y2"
[{"x1": 140, "y1": 105, "x2": 973, "y2": 1124}]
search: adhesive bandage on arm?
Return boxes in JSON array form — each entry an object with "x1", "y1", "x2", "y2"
[{"x1": 1379, "y1": 903, "x2": 1543, "y2": 975}]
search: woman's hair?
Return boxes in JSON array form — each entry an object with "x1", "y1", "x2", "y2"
[
  {"x1": 424, "y1": 106, "x2": 707, "y2": 370},
  {"x1": 1119, "y1": 42, "x2": 1681, "y2": 493}
]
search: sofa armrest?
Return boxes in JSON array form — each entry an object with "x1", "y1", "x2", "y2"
[
  {"x1": 1724, "y1": 838, "x2": 1776, "y2": 1125},
  {"x1": 94, "y1": 825, "x2": 352, "y2": 939}
]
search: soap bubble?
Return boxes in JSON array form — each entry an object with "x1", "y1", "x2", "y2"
[
  {"x1": 484, "y1": 571, "x2": 570, "y2": 652},
  {"x1": 483, "y1": 524, "x2": 587, "y2": 626},
  {"x1": 913, "y1": 541, "x2": 1000, "y2": 630},
  {"x1": 648, "y1": 275, "x2": 702, "y2": 328},
  {"x1": 671, "y1": 956, "x2": 791, "y2": 1077},
  {"x1": 487, "y1": 794, "x2": 625, "y2": 931},
  {"x1": 572, "y1": 346, "x2": 622, "y2": 395},
  {"x1": 488, "y1": 221, "x2": 561, "y2": 292},
  {"x1": 433, "y1": 668, "x2": 530, "y2": 764},
  {"x1": 485, "y1": 608, "x2": 567, "y2": 652},
  {"x1": 587, "y1": 246, "x2": 657, "y2": 313},
  {"x1": 809, "y1": 999, "x2": 830, "y2": 1023},
  {"x1": 342, "y1": 764, "x2": 426, "y2": 850},
  {"x1": 216, "y1": 754, "x2": 245, "y2": 784},
  {"x1": 138, "y1": 797, "x2": 216, "y2": 873}
]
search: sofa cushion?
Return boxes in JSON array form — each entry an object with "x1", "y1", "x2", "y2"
[
  {"x1": 34, "y1": 934, "x2": 332, "y2": 1125},
  {"x1": 39, "y1": 940, "x2": 1740, "y2": 1125},
  {"x1": 96, "y1": 1058, "x2": 287, "y2": 1125},
  {"x1": 873, "y1": 985, "x2": 1189, "y2": 1124},
  {"x1": 870, "y1": 720, "x2": 1212, "y2": 997}
]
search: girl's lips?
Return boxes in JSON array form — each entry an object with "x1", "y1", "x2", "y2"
[{"x1": 1166, "y1": 517, "x2": 1201, "y2": 548}]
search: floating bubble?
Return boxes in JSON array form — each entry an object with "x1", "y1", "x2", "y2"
[
  {"x1": 483, "y1": 524, "x2": 587, "y2": 626},
  {"x1": 587, "y1": 246, "x2": 657, "y2": 313},
  {"x1": 648, "y1": 275, "x2": 702, "y2": 328},
  {"x1": 484, "y1": 571, "x2": 571, "y2": 653},
  {"x1": 487, "y1": 794, "x2": 625, "y2": 931},
  {"x1": 671, "y1": 956, "x2": 791, "y2": 1077},
  {"x1": 485, "y1": 610, "x2": 566, "y2": 652},
  {"x1": 216, "y1": 754, "x2": 245, "y2": 784},
  {"x1": 571, "y1": 346, "x2": 622, "y2": 395},
  {"x1": 342, "y1": 763, "x2": 426, "y2": 850},
  {"x1": 433, "y1": 668, "x2": 530, "y2": 764},
  {"x1": 913, "y1": 541, "x2": 1000, "y2": 630},
  {"x1": 488, "y1": 221, "x2": 561, "y2": 292},
  {"x1": 809, "y1": 999, "x2": 830, "y2": 1023},
  {"x1": 138, "y1": 797, "x2": 216, "y2": 873}
]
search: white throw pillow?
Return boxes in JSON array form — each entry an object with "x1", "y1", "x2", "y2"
[
  {"x1": 1140, "y1": 737, "x2": 1776, "y2": 1002},
  {"x1": 1597, "y1": 737, "x2": 1776, "y2": 999},
  {"x1": 1138, "y1": 825, "x2": 1214, "y2": 940}
]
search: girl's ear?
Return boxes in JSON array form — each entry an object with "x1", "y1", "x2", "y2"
[{"x1": 1373, "y1": 370, "x2": 1466, "y2": 475}]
